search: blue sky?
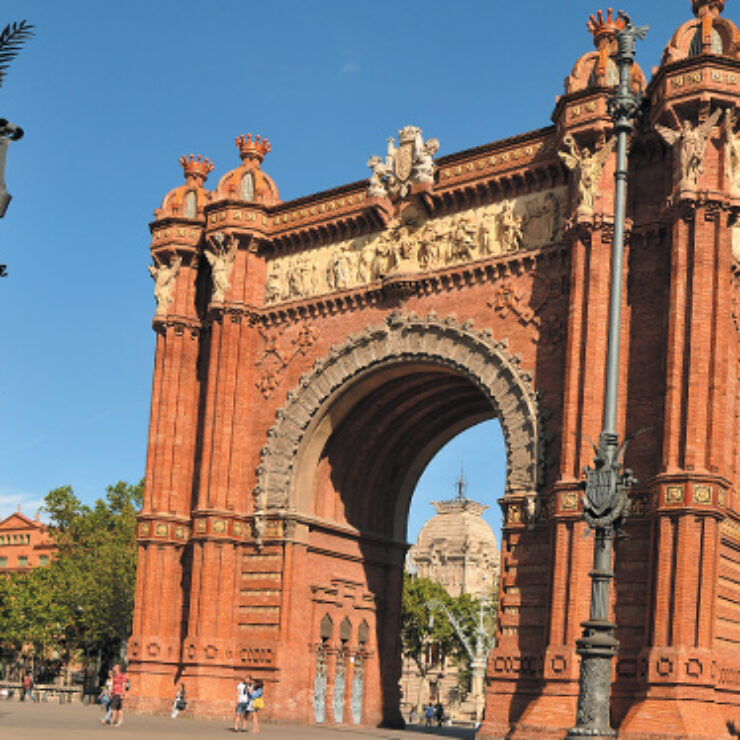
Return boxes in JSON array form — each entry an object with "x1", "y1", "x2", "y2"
[{"x1": 0, "y1": 1, "x2": 707, "y2": 541}]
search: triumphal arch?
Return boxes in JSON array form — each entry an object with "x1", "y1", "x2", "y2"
[{"x1": 130, "y1": 3, "x2": 740, "y2": 737}]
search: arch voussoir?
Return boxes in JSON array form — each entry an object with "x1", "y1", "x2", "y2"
[{"x1": 255, "y1": 312, "x2": 543, "y2": 524}]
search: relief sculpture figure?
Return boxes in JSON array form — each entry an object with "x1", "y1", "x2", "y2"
[
  {"x1": 357, "y1": 240, "x2": 378, "y2": 283},
  {"x1": 656, "y1": 108, "x2": 722, "y2": 189},
  {"x1": 525, "y1": 191, "x2": 560, "y2": 243},
  {"x1": 149, "y1": 255, "x2": 182, "y2": 314},
  {"x1": 328, "y1": 246, "x2": 353, "y2": 290},
  {"x1": 559, "y1": 134, "x2": 616, "y2": 212},
  {"x1": 496, "y1": 202, "x2": 525, "y2": 253},
  {"x1": 448, "y1": 213, "x2": 477, "y2": 262},
  {"x1": 205, "y1": 231, "x2": 239, "y2": 303},
  {"x1": 417, "y1": 220, "x2": 445, "y2": 267},
  {"x1": 265, "y1": 261, "x2": 284, "y2": 304}
]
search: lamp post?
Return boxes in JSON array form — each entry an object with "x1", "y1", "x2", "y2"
[
  {"x1": 566, "y1": 11, "x2": 648, "y2": 739},
  {"x1": 0, "y1": 19, "x2": 35, "y2": 277},
  {"x1": 426, "y1": 595, "x2": 495, "y2": 724}
]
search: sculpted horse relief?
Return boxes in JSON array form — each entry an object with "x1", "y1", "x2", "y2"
[{"x1": 264, "y1": 187, "x2": 565, "y2": 305}]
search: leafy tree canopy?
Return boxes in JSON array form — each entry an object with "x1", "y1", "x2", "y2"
[{"x1": 0, "y1": 480, "x2": 142, "y2": 679}]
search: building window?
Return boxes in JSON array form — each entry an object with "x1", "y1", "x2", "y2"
[
  {"x1": 0, "y1": 557, "x2": 7, "y2": 567},
  {"x1": 241, "y1": 172, "x2": 255, "y2": 202},
  {"x1": 184, "y1": 190, "x2": 197, "y2": 218},
  {"x1": 18, "y1": 556, "x2": 28, "y2": 567},
  {"x1": 39, "y1": 555, "x2": 49, "y2": 566}
]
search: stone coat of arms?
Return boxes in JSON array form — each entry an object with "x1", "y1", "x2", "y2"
[{"x1": 367, "y1": 125, "x2": 439, "y2": 198}]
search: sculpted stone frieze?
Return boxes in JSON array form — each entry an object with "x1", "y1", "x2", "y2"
[{"x1": 264, "y1": 188, "x2": 565, "y2": 305}]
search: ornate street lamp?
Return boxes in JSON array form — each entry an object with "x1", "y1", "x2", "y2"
[
  {"x1": 426, "y1": 595, "x2": 495, "y2": 724},
  {"x1": 566, "y1": 11, "x2": 648, "y2": 739},
  {"x1": 0, "y1": 20, "x2": 34, "y2": 277}
]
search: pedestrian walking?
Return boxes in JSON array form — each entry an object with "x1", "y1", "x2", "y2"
[
  {"x1": 99, "y1": 671, "x2": 113, "y2": 724},
  {"x1": 424, "y1": 702, "x2": 434, "y2": 726},
  {"x1": 21, "y1": 674, "x2": 36, "y2": 702},
  {"x1": 234, "y1": 676, "x2": 249, "y2": 732},
  {"x1": 108, "y1": 664, "x2": 129, "y2": 727},
  {"x1": 171, "y1": 683, "x2": 186, "y2": 719},
  {"x1": 435, "y1": 701, "x2": 444, "y2": 726}
]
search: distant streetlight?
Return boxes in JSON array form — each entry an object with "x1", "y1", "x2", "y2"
[
  {"x1": 426, "y1": 595, "x2": 495, "y2": 724},
  {"x1": 0, "y1": 20, "x2": 34, "y2": 277},
  {"x1": 566, "y1": 11, "x2": 648, "y2": 739}
]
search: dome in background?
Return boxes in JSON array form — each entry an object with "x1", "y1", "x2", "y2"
[{"x1": 408, "y1": 476, "x2": 500, "y2": 599}]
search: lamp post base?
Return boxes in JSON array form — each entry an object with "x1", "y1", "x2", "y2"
[{"x1": 566, "y1": 619, "x2": 619, "y2": 739}]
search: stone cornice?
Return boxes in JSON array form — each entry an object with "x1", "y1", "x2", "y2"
[{"x1": 152, "y1": 314, "x2": 203, "y2": 337}]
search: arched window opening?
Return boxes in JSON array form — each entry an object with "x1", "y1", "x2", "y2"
[
  {"x1": 183, "y1": 190, "x2": 197, "y2": 218},
  {"x1": 241, "y1": 172, "x2": 255, "y2": 202}
]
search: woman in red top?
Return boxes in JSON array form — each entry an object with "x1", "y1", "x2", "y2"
[{"x1": 109, "y1": 665, "x2": 129, "y2": 727}]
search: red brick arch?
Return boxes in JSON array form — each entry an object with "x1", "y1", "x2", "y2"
[
  {"x1": 254, "y1": 311, "x2": 542, "y2": 540},
  {"x1": 131, "y1": 7, "x2": 740, "y2": 734}
]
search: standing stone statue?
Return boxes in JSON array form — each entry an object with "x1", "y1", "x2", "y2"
[
  {"x1": 724, "y1": 109, "x2": 740, "y2": 196},
  {"x1": 149, "y1": 255, "x2": 182, "y2": 314},
  {"x1": 656, "y1": 108, "x2": 722, "y2": 189},
  {"x1": 559, "y1": 134, "x2": 616, "y2": 213},
  {"x1": 204, "y1": 231, "x2": 239, "y2": 303}
]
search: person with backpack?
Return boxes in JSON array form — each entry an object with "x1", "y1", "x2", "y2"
[
  {"x1": 99, "y1": 671, "x2": 113, "y2": 724},
  {"x1": 247, "y1": 678, "x2": 263, "y2": 734}
]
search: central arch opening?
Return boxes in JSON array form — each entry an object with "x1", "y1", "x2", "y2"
[{"x1": 308, "y1": 363, "x2": 497, "y2": 539}]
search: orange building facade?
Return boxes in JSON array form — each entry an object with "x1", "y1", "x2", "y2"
[
  {"x1": 0, "y1": 510, "x2": 56, "y2": 572},
  {"x1": 130, "y1": 3, "x2": 740, "y2": 737}
]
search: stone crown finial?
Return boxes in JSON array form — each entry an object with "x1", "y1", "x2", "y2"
[
  {"x1": 178, "y1": 154, "x2": 214, "y2": 184},
  {"x1": 692, "y1": 0, "x2": 726, "y2": 17},
  {"x1": 587, "y1": 8, "x2": 626, "y2": 47},
  {"x1": 236, "y1": 133, "x2": 271, "y2": 162}
]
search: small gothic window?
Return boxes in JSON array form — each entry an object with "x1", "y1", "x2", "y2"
[
  {"x1": 320, "y1": 613, "x2": 333, "y2": 640},
  {"x1": 340, "y1": 617, "x2": 352, "y2": 643},
  {"x1": 358, "y1": 620, "x2": 369, "y2": 646},
  {"x1": 241, "y1": 172, "x2": 255, "y2": 202},
  {"x1": 184, "y1": 191, "x2": 197, "y2": 218},
  {"x1": 689, "y1": 27, "x2": 723, "y2": 57}
]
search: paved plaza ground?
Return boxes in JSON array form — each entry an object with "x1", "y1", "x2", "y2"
[{"x1": 0, "y1": 701, "x2": 476, "y2": 740}]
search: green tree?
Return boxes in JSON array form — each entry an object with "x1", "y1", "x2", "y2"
[
  {"x1": 400, "y1": 574, "x2": 459, "y2": 714},
  {"x1": 45, "y1": 480, "x2": 143, "y2": 671},
  {"x1": 401, "y1": 573, "x2": 499, "y2": 715},
  {"x1": 0, "y1": 480, "x2": 143, "y2": 684}
]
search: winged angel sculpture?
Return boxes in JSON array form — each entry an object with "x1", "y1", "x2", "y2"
[
  {"x1": 559, "y1": 134, "x2": 616, "y2": 212},
  {"x1": 656, "y1": 108, "x2": 722, "y2": 189}
]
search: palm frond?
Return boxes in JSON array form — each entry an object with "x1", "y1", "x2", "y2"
[{"x1": 0, "y1": 20, "x2": 35, "y2": 88}]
